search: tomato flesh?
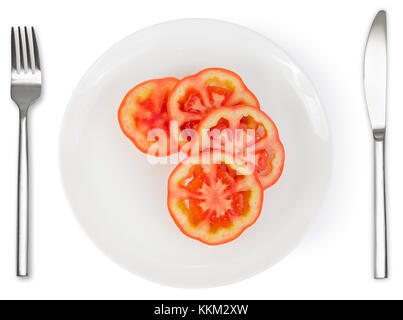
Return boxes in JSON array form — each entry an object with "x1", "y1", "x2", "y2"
[
  {"x1": 168, "y1": 152, "x2": 264, "y2": 245},
  {"x1": 195, "y1": 105, "x2": 285, "y2": 189},
  {"x1": 168, "y1": 68, "x2": 260, "y2": 149},
  {"x1": 118, "y1": 78, "x2": 178, "y2": 156}
]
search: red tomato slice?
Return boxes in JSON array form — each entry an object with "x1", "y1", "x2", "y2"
[
  {"x1": 168, "y1": 151, "x2": 264, "y2": 245},
  {"x1": 118, "y1": 78, "x2": 178, "y2": 156},
  {"x1": 167, "y1": 68, "x2": 260, "y2": 149},
  {"x1": 194, "y1": 105, "x2": 285, "y2": 189}
]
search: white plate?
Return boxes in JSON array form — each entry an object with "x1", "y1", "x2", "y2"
[{"x1": 60, "y1": 19, "x2": 331, "y2": 287}]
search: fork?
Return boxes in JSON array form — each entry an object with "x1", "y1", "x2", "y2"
[{"x1": 11, "y1": 27, "x2": 42, "y2": 277}]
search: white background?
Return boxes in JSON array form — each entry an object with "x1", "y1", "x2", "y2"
[{"x1": 0, "y1": 0, "x2": 402, "y2": 300}]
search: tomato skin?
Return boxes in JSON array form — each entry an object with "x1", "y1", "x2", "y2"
[
  {"x1": 194, "y1": 105, "x2": 285, "y2": 189},
  {"x1": 167, "y1": 68, "x2": 260, "y2": 149},
  {"x1": 167, "y1": 151, "x2": 264, "y2": 245},
  {"x1": 118, "y1": 77, "x2": 179, "y2": 156}
]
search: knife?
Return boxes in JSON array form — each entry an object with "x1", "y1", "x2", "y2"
[{"x1": 363, "y1": 10, "x2": 388, "y2": 279}]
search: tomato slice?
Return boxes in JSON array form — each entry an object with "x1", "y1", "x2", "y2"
[
  {"x1": 168, "y1": 151, "x2": 264, "y2": 245},
  {"x1": 118, "y1": 78, "x2": 178, "y2": 156},
  {"x1": 167, "y1": 68, "x2": 260, "y2": 149},
  {"x1": 195, "y1": 105, "x2": 285, "y2": 189}
]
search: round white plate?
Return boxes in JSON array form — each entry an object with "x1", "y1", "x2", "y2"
[{"x1": 60, "y1": 19, "x2": 331, "y2": 287}]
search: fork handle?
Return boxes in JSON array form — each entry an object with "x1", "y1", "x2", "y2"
[
  {"x1": 17, "y1": 109, "x2": 29, "y2": 277},
  {"x1": 374, "y1": 137, "x2": 388, "y2": 279}
]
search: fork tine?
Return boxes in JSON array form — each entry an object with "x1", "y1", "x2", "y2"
[
  {"x1": 31, "y1": 27, "x2": 40, "y2": 70},
  {"x1": 24, "y1": 27, "x2": 32, "y2": 71},
  {"x1": 18, "y1": 27, "x2": 25, "y2": 72},
  {"x1": 11, "y1": 27, "x2": 17, "y2": 71}
]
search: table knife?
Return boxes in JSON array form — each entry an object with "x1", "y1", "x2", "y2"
[{"x1": 363, "y1": 10, "x2": 388, "y2": 279}]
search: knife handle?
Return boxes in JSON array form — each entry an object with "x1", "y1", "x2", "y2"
[{"x1": 374, "y1": 137, "x2": 388, "y2": 279}]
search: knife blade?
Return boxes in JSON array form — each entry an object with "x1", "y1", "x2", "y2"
[
  {"x1": 364, "y1": 10, "x2": 387, "y2": 136},
  {"x1": 363, "y1": 10, "x2": 388, "y2": 279}
]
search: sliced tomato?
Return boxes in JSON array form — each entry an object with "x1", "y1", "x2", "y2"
[
  {"x1": 167, "y1": 68, "x2": 260, "y2": 149},
  {"x1": 118, "y1": 78, "x2": 178, "y2": 156},
  {"x1": 168, "y1": 151, "x2": 264, "y2": 245},
  {"x1": 194, "y1": 105, "x2": 285, "y2": 189}
]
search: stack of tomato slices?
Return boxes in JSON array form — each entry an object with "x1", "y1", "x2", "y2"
[{"x1": 118, "y1": 68, "x2": 284, "y2": 245}]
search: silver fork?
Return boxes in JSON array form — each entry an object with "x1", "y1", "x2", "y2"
[{"x1": 11, "y1": 27, "x2": 42, "y2": 277}]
